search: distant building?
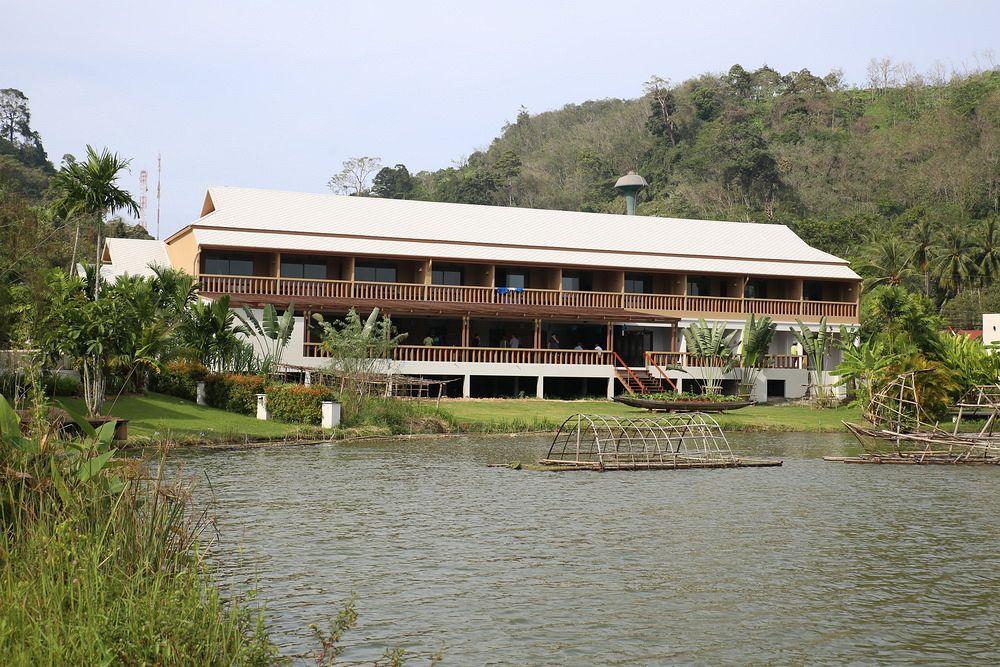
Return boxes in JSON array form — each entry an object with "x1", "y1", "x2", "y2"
[
  {"x1": 103, "y1": 184, "x2": 862, "y2": 401},
  {"x1": 984, "y1": 314, "x2": 1000, "y2": 346}
]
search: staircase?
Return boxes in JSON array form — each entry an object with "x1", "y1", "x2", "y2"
[{"x1": 614, "y1": 367, "x2": 671, "y2": 395}]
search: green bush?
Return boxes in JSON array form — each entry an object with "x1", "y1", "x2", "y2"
[
  {"x1": 1, "y1": 370, "x2": 80, "y2": 400},
  {"x1": 266, "y1": 384, "x2": 337, "y2": 425},
  {"x1": 204, "y1": 373, "x2": 266, "y2": 415},
  {"x1": 150, "y1": 360, "x2": 209, "y2": 402}
]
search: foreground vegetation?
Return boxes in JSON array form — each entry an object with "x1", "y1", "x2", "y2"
[{"x1": 0, "y1": 397, "x2": 276, "y2": 663}]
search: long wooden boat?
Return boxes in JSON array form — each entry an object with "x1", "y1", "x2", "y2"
[{"x1": 614, "y1": 395, "x2": 752, "y2": 412}]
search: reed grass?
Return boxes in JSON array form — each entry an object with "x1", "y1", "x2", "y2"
[{"x1": 0, "y1": 398, "x2": 278, "y2": 664}]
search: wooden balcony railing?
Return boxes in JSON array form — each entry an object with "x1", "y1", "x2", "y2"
[
  {"x1": 198, "y1": 275, "x2": 858, "y2": 320},
  {"x1": 645, "y1": 351, "x2": 810, "y2": 370},
  {"x1": 303, "y1": 343, "x2": 810, "y2": 369}
]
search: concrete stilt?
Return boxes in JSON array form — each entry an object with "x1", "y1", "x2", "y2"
[
  {"x1": 536, "y1": 376, "x2": 545, "y2": 399},
  {"x1": 606, "y1": 376, "x2": 615, "y2": 400},
  {"x1": 462, "y1": 374, "x2": 471, "y2": 398}
]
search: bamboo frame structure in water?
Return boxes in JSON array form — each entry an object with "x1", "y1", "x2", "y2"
[{"x1": 540, "y1": 413, "x2": 781, "y2": 471}]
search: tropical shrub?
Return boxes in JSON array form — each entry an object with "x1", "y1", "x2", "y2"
[
  {"x1": 150, "y1": 360, "x2": 210, "y2": 402},
  {"x1": 204, "y1": 373, "x2": 266, "y2": 415},
  {"x1": 266, "y1": 384, "x2": 337, "y2": 425},
  {"x1": 234, "y1": 304, "x2": 296, "y2": 375},
  {"x1": 736, "y1": 314, "x2": 776, "y2": 396},
  {"x1": 682, "y1": 319, "x2": 738, "y2": 394}
]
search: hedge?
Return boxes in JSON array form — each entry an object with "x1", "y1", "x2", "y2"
[
  {"x1": 150, "y1": 360, "x2": 209, "y2": 402},
  {"x1": 204, "y1": 373, "x2": 267, "y2": 416},
  {"x1": 266, "y1": 384, "x2": 338, "y2": 425}
]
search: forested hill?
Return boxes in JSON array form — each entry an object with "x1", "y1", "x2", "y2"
[{"x1": 366, "y1": 64, "x2": 998, "y2": 266}]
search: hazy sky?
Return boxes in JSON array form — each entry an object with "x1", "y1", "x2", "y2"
[{"x1": 6, "y1": 1, "x2": 998, "y2": 237}]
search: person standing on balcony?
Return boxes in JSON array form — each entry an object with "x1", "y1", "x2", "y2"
[
  {"x1": 510, "y1": 334, "x2": 520, "y2": 349},
  {"x1": 548, "y1": 333, "x2": 560, "y2": 349}
]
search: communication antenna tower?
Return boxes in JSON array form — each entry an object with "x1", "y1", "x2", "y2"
[
  {"x1": 138, "y1": 169, "x2": 149, "y2": 230},
  {"x1": 156, "y1": 153, "x2": 162, "y2": 240}
]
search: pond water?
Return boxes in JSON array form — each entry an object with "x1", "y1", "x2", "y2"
[{"x1": 171, "y1": 433, "x2": 999, "y2": 665}]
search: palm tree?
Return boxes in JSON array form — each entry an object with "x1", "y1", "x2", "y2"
[
  {"x1": 51, "y1": 146, "x2": 140, "y2": 296},
  {"x1": 975, "y1": 218, "x2": 1000, "y2": 283},
  {"x1": 931, "y1": 228, "x2": 976, "y2": 294},
  {"x1": 859, "y1": 237, "x2": 915, "y2": 289},
  {"x1": 909, "y1": 218, "x2": 935, "y2": 296}
]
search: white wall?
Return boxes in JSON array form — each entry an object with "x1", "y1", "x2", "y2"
[{"x1": 984, "y1": 314, "x2": 1000, "y2": 346}]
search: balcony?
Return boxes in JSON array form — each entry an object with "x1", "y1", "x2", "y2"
[
  {"x1": 302, "y1": 343, "x2": 810, "y2": 369},
  {"x1": 198, "y1": 274, "x2": 858, "y2": 322}
]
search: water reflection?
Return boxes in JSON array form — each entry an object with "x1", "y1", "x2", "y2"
[{"x1": 172, "y1": 433, "x2": 1000, "y2": 664}]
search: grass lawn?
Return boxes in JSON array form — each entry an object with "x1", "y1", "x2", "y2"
[
  {"x1": 438, "y1": 398, "x2": 859, "y2": 432},
  {"x1": 57, "y1": 392, "x2": 311, "y2": 444}
]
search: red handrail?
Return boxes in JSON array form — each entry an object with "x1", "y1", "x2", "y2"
[
  {"x1": 611, "y1": 350, "x2": 649, "y2": 394},
  {"x1": 643, "y1": 351, "x2": 679, "y2": 392}
]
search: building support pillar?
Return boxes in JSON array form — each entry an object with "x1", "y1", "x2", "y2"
[
  {"x1": 606, "y1": 376, "x2": 615, "y2": 400},
  {"x1": 462, "y1": 374, "x2": 471, "y2": 398},
  {"x1": 533, "y1": 318, "x2": 542, "y2": 349},
  {"x1": 461, "y1": 315, "x2": 470, "y2": 347},
  {"x1": 536, "y1": 376, "x2": 545, "y2": 399},
  {"x1": 606, "y1": 323, "x2": 614, "y2": 352}
]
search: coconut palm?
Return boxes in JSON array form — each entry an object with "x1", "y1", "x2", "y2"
[
  {"x1": 51, "y1": 146, "x2": 140, "y2": 296},
  {"x1": 931, "y1": 227, "x2": 976, "y2": 294},
  {"x1": 909, "y1": 218, "x2": 935, "y2": 296},
  {"x1": 859, "y1": 236, "x2": 915, "y2": 289},
  {"x1": 975, "y1": 218, "x2": 1000, "y2": 283}
]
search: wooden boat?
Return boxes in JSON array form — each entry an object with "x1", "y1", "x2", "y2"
[{"x1": 614, "y1": 395, "x2": 752, "y2": 412}]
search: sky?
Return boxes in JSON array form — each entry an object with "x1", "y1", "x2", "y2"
[{"x1": 5, "y1": 0, "x2": 998, "y2": 238}]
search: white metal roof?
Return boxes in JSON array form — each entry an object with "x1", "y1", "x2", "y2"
[
  {"x1": 102, "y1": 238, "x2": 170, "y2": 279},
  {"x1": 177, "y1": 186, "x2": 859, "y2": 280}
]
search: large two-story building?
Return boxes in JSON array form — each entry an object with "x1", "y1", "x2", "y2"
[{"x1": 106, "y1": 185, "x2": 860, "y2": 400}]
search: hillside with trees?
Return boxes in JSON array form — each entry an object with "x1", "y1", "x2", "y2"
[{"x1": 354, "y1": 60, "x2": 999, "y2": 324}]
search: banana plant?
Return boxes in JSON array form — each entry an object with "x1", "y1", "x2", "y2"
[
  {"x1": 683, "y1": 318, "x2": 739, "y2": 394},
  {"x1": 737, "y1": 314, "x2": 777, "y2": 397},
  {"x1": 234, "y1": 303, "x2": 296, "y2": 375},
  {"x1": 792, "y1": 317, "x2": 835, "y2": 398}
]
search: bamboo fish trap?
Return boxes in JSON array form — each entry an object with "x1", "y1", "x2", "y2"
[
  {"x1": 539, "y1": 413, "x2": 781, "y2": 471},
  {"x1": 830, "y1": 373, "x2": 1000, "y2": 465}
]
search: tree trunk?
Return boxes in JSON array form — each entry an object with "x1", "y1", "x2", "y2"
[
  {"x1": 68, "y1": 217, "x2": 81, "y2": 274},
  {"x1": 93, "y1": 209, "x2": 104, "y2": 298}
]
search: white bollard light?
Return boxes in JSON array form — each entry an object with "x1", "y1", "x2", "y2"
[
  {"x1": 321, "y1": 401, "x2": 341, "y2": 429},
  {"x1": 196, "y1": 382, "x2": 207, "y2": 406},
  {"x1": 256, "y1": 393, "x2": 269, "y2": 421}
]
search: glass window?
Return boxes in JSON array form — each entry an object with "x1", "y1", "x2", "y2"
[
  {"x1": 497, "y1": 268, "x2": 528, "y2": 289},
  {"x1": 687, "y1": 276, "x2": 711, "y2": 296},
  {"x1": 355, "y1": 262, "x2": 397, "y2": 283},
  {"x1": 562, "y1": 271, "x2": 581, "y2": 291},
  {"x1": 624, "y1": 272, "x2": 652, "y2": 294},
  {"x1": 281, "y1": 256, "x2": 327, "y2": 280},
  {"x1": 432, "y1": 265, "x2": 463, "y2": 286},
  {"x1": 745, "y1": 279, "x2": 767, "y2": 299},
  {"x1": 203, "y1": 252, "x2": 254, "y2": 276}
]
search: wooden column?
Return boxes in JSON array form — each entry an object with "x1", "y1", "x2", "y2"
[
  {"x1": 671, "y1": 323, "x2": 678, "y2": 351},
  {"x1": 606, "y1": 323, "x2": 614, "y2": 352},
  {"x1": 461, "y1": 315, "x2": 470, "y2": 347},
  {"x1": 533, "y1": 318, "x2": 542, "y2": 348}
]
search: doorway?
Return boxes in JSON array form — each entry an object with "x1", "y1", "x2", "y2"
[{"x1": 614, "y1": 326, "x2": 652, "y2": 367}]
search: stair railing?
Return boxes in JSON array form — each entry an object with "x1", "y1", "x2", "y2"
[
  {"x1": 611, "y1": 351, "x2": 649, "y2": 395},
  {"x1": 643, "y1": 351, "x2": 679, "y2": 393}
]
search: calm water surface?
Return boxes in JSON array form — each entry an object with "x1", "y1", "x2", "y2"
[{"x1": 171, "y1": 433, "x2": 999, "y2": 665}]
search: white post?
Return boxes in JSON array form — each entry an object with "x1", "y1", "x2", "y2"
[
  {"x1": 321, "y1": 401, "x2": 341, "y2": 429},
  {"x1": 304, "y1": 371, "x2": 312, "y2": 387},
  {"x1": 255, "y1": 394, "x2": 269, "y2": 421},
  {"x1": 536, "y1": 376, "x2": 545, "y2": 399},
  {"x1": 196, "y1": 381, "x2": 206, "y2": 406},
  {"x1": 462, "y1": 374, "x2": 471, "y2": 398},
  {"x1": 606, "y1": 376, "x2": 615, "y2": 400}
]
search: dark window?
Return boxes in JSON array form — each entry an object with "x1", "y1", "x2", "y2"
[
  {"x1": 803, "y1": 281, "x2": 824, "y2": 301},
  {"x1": 203, "y1": 252, "x2": 254, "y2": 276},
  {"x1": 687, "y1": 276, "x2": 711, "y2": 296},
  {"x1": 624, "y1": 272, "x2": 652, "y2": 294},
  {"x1": 432, "y1": 264, "x2": 464, "y2": 286},
  {"x1": 281, "y1": 256, "x2": 327, "y2": 280},
  {"x1": 745, "y1": 279, "x2": 768, "y2": 299},
  {"x1": 355, "y1": 262, "x2": 398, "y2": 283},
  {"x1": 497, "y1": 267, "x2": 529, "y2": 289},
  {"x1": 561, "y1": 270, "x2": 592, "y2": 291}
]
